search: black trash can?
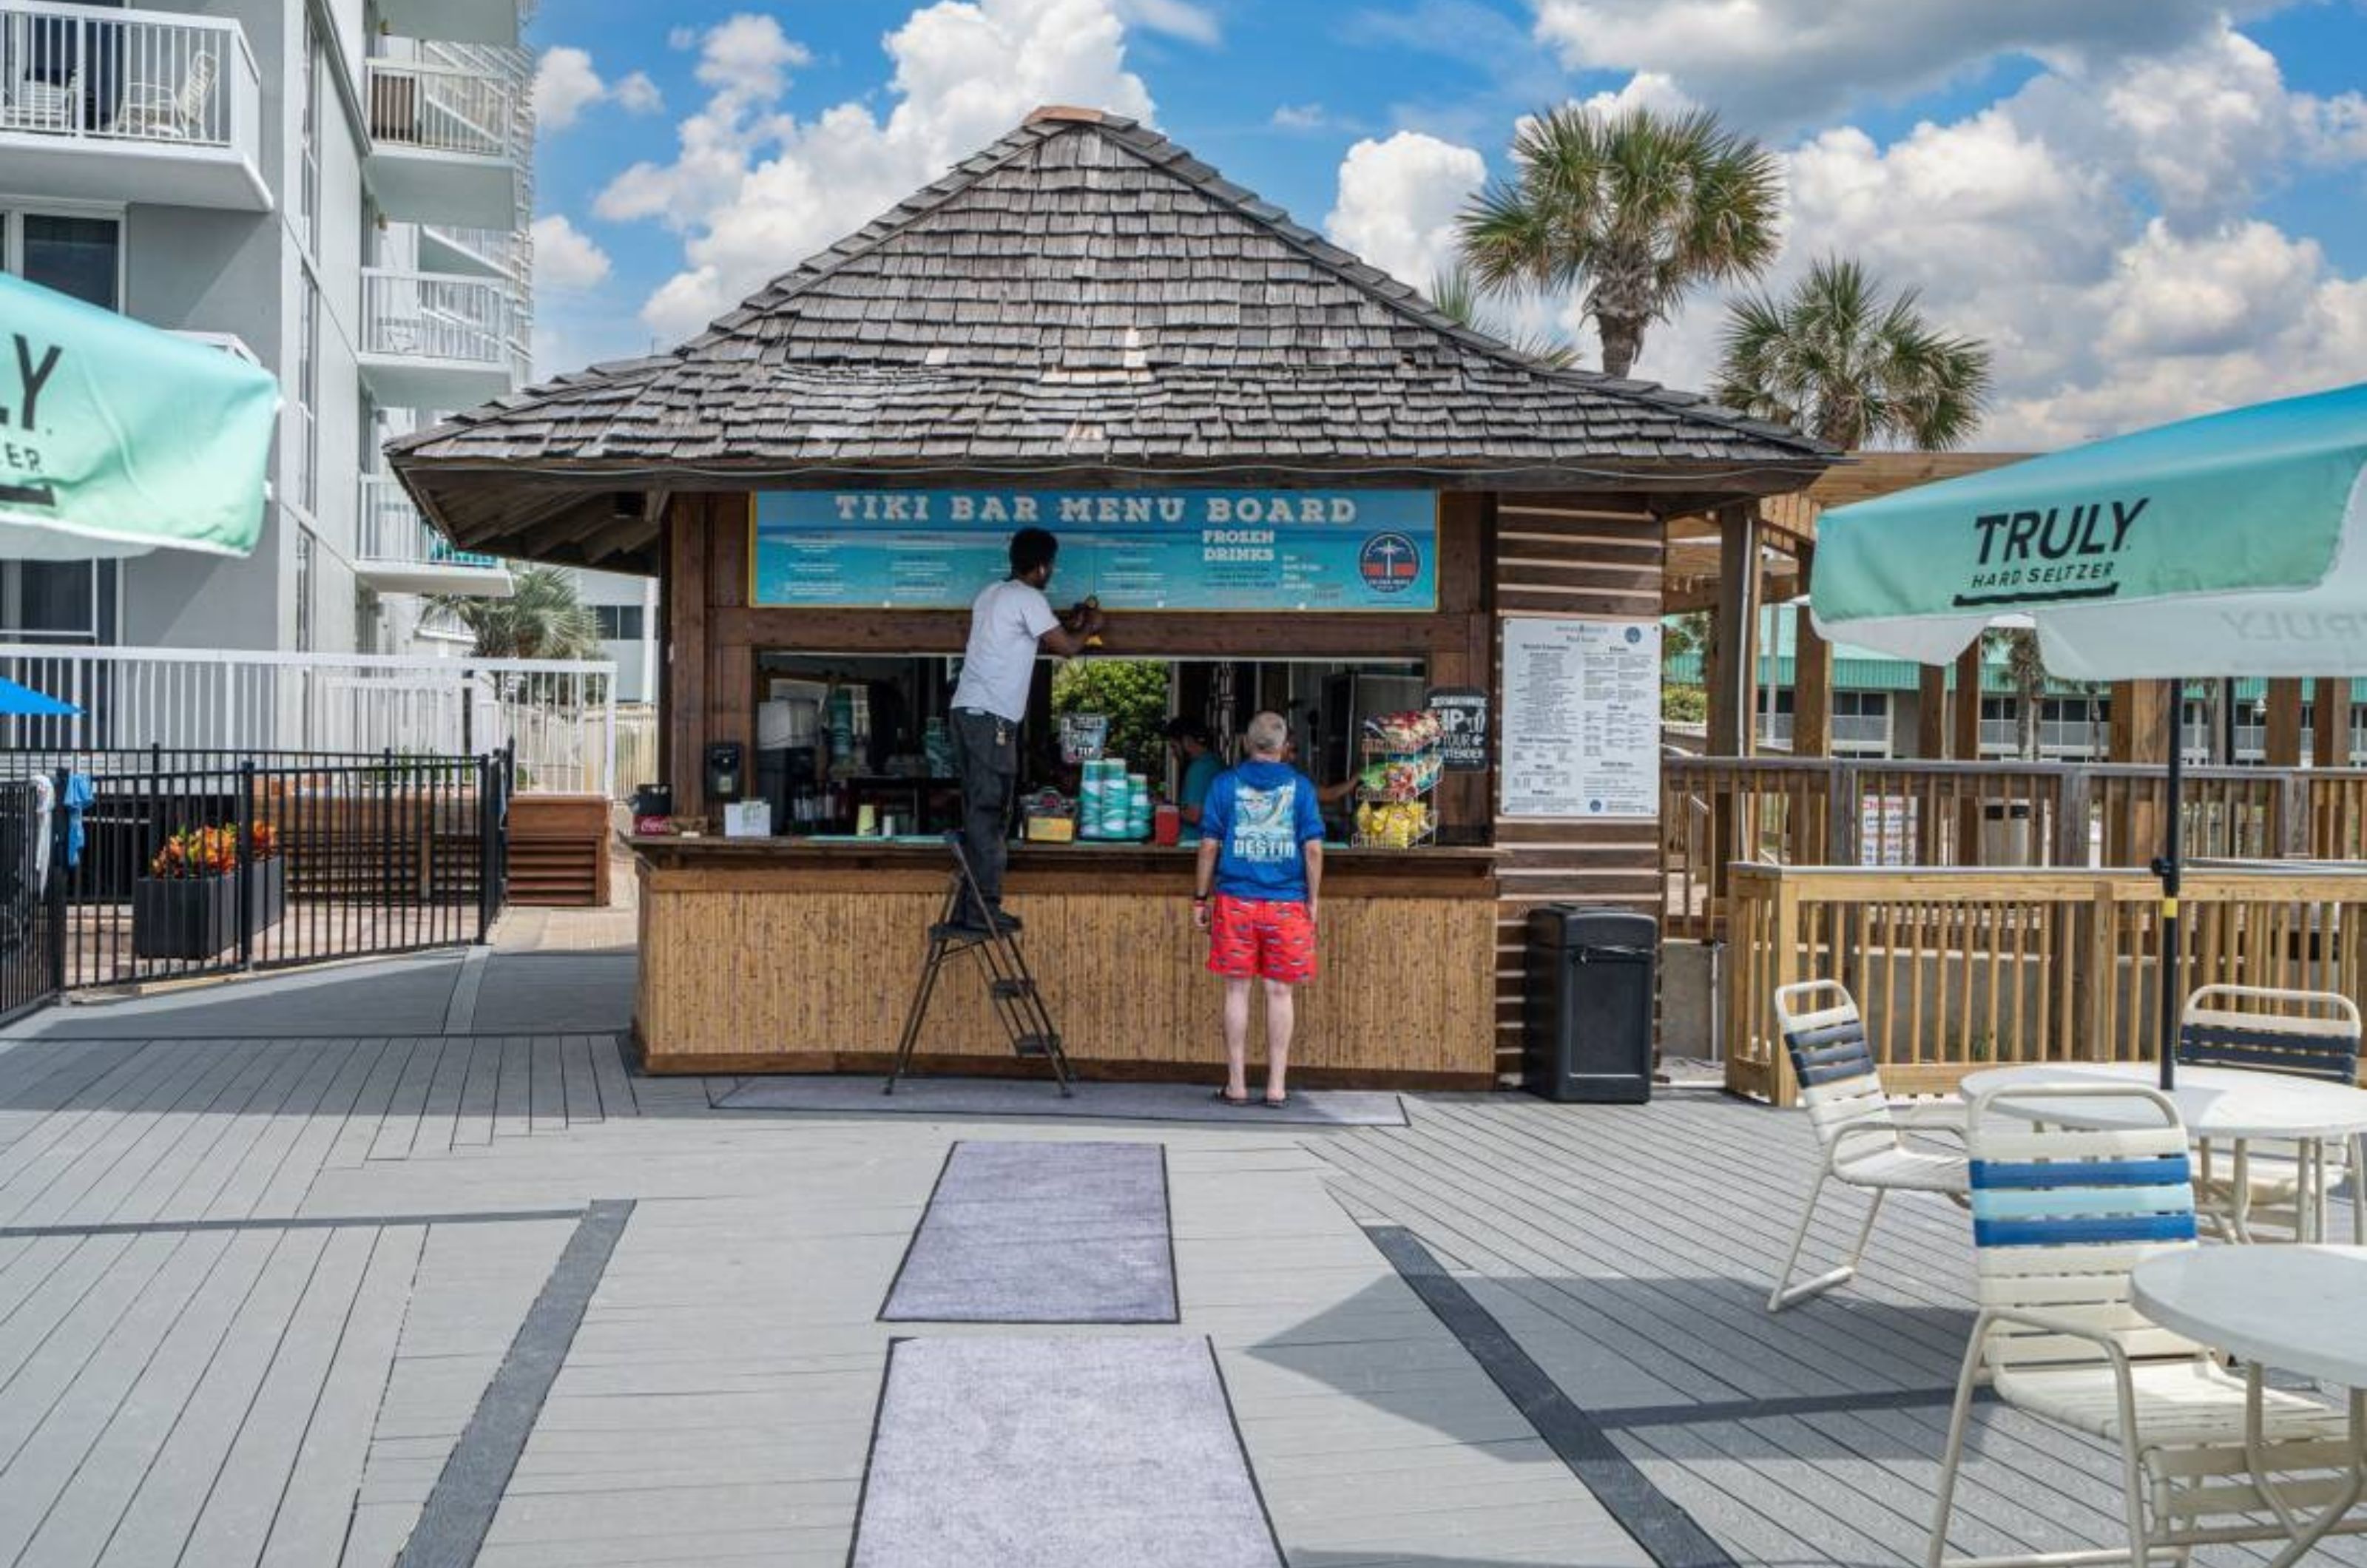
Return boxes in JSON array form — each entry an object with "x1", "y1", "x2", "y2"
[{"x1": 1522, "y1": 906, "x2": 1657, "y2": 1103}]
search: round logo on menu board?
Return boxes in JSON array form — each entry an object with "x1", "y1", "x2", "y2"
[{"x1": 1358, "y1": 533, "x2": 1421, "y2": 594}]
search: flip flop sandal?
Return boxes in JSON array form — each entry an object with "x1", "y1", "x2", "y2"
[
  {"x1": 1259, "y1": 1095, "x2": 1291, "y2": 1109},
  {"x1": 1212, "y1": 1089, "x2": 1252, "y2": 1106}
]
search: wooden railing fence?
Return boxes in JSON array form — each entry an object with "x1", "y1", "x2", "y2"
[
  {"x1": 1723, "y1": 863, "x2": 2367, "y2": 1104},
  {"x1": 1665, "y1": 757, "x2": 2367, "y2": 939}
]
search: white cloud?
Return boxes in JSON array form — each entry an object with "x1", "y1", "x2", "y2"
[
  {"x1": 532, "y1": 214, "x2": 612, "y2": 291},
  {"x1": 531, "y1": 47, "x2": 606, "y2": 131},
  {"x1": 1272, "y1": 102, "x2": 1325, "y2": 130},
  {"x1": 666, "y1": 25, "x2": 698, "y2": 50},
  {"x1": 613, "y1": 71, "x2": 665, "y2": 116},
  {"x1": 1323, "y1": 131, "x2": 1487, "y2": 291},
  {"x1": 1573, "y1": 70, "x2": 1694, "y2": 121},
  {"x1": 533, "y1": 45, "x2": 664, "y2": 132},
  {"x1": 604, "y1": 0, "x2": 1157, "y2": 343},
  {"x1": 694, "y1": 13, "x2": 812, "y2": 100},
  {"x1": 1526, "y1": 0, "x2": 2273, "y2": 133},
  {"x1": 1115, "y1": 0, "x2": 1220, "y2": 45}
]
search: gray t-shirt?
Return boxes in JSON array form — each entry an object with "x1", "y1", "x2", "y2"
[{"x1": 950, "y1": 578, "x2": 1060, "y2": 721}]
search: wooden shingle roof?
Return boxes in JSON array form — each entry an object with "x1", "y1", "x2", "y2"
[{"x1": 390, "y1": 107, "x2": 1832, "y2": 572}]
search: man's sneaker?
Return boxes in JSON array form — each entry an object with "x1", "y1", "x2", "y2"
[{"x1": 985, "y1": 905, "x2": 1024, "y2": 933}]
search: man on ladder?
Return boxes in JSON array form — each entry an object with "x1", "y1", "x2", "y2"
[{"x1": 946, "y1": 526, "x2": 1105, "y2": 933}]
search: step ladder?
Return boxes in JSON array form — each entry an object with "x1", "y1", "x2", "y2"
[{"x1": 885, "y1": 834, "x2": 1074, "y2": 1097}]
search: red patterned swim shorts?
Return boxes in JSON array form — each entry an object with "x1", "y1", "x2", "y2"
[{"x1": 1206, "y1": 893, "x2": 1317, "y2": 984}]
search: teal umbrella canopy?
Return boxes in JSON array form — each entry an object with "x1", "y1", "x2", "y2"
[
  {"x1": 1811, "y1": 382, "x2": 2367, "y2": 680},
  {"x1": 0, "y1": 271, "x2": 278, "y2": 561},
  {"x1": 0, "y1": 676, "x2": 75, "y2": 717}
]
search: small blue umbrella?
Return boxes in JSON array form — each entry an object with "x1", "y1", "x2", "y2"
[{"x1": 0, "y1": 676, "x2": 78, "y2": 717}]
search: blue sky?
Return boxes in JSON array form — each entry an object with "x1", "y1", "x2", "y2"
[{"x1": 523, "y1": 0, "x2": 2367, "y2": 447}]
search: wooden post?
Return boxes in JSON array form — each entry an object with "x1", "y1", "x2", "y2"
[
  {"x1": 1706, "y1": 503, "x2": 1760, "y2": 758},
  {"x1": 2108, "y1": 680, "x2": 2173, "y2": 866},
  {"x1": 1792, "y1": 604, "x2": 1832, "y2": 757},
  {"x1": 2314, "y1": 677, "x2": 2351, "y2": 768},
  {"x1": 2264, "y1": 677, "x2": 2303, "y2": 767},
  {"x1": 666, "y1": 496, "x2": 711, "y2": 821},
  {"x1": 1916, "y1": 665, "x2": 1947, "y2": 760},
  {"x1": 1952, "y1": 643, "x2": 1985, "y2": 861},
  {"x1": 1951, "y1": 643, "x2": 1984, "y2": 760}
]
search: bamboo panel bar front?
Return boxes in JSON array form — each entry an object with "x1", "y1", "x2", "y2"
[{"x1": 1723, "y1": 863, "x2": 2367, "y2": 1104}]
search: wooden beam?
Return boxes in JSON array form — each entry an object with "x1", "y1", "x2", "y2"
[
  {"x1": 1792, "y1": 607, "x2": 1831, "y2": 757},
  {"x1": 1916, "y1": 665, "x2": 1946, "y2": 760},
  {"x1": 1706, "y1": 503, "x2": 1759, "y2": 757},
  {"x1": 665, "y1": 494, "x2": 711, "y2": 820},
  {"x1": 2315, "y1": 677, "x2": 2350, "y2": 768},
  {"x1": 2263, "y1": 678, "x2": 2304, "y2": 767},
  {"x1": 1951, "y1": 643, "x2": 1983, "y2": 761},
  {"x1": 2108, "y1": 680, "x2": 2172, "y2": 867}
]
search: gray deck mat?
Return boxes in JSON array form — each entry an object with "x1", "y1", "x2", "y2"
[
  {"x1": 852, "y1": 1337, "x2": 1282, "y2": 1568},
  {"x1": 714, "y1": 1073, "x2": 1408, "y2": 1126},
  {"x1": 882, "y1": 1140, "x2": 1177, "y2": 1322}
]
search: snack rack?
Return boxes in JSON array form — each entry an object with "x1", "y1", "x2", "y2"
[{"x1": 1351, "y1": 712, "x2": 1442, "y2": 850}]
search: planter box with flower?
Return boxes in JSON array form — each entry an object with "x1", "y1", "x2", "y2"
[{"x1": 132, "y1": 825, "x2": 286, "y2": 961}]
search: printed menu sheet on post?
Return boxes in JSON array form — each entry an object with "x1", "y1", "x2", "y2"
[{"x1": 1499, "y1": 616, "x2": 1662, "y2": 818}]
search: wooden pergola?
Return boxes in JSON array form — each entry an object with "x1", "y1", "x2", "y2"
[{"x1": 1666, "y1": 453, "x2": 2357, "y2": 769}]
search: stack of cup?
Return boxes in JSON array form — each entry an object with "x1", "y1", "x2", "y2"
[
  {"x1": 1132, "y1": 771, "x2": 1149, "y2": 840},
  {"x1": 1078, "y1": 758, "x2": 1107, "y2": 839}
]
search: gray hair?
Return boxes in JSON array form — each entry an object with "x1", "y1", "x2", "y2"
[{"x1": 1244, "y1": 711, "x2": 1289, "y2": 757}]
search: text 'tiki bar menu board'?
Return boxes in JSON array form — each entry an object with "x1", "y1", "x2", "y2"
[{"x1": 752, "y1": 489, "x2": 1437, "y2": 612}]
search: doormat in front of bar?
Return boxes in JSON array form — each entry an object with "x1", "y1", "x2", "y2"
[
  {"x1": 851, "y1": 1336, "x2": 1283, "y2": 1568},
  {"x1": 882, "y1": 1140, "x2": 1176, "y2": 1323},
  {"x1": 714, "y1": 1075, "x2": 1410, "y2": 1126}
]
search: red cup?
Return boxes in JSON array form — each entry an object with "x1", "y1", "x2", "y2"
[{"x1": 1152, "y1": 804, "x2": 1181, "y2": 846}]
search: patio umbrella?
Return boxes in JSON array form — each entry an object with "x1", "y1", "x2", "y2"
[
  {"x1": 0, "y1": 676, "x2": 77, "y2": 717},
  {"x1": 1810, "y1": 380, "x2": 2367, "y2": 1088},
  {"x1": 0, "y1": 271, "x2": 277, "y2": 561}
]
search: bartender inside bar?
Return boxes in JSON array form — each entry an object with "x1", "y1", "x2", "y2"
[{"x1": 738, "y1": 651, "x2": 1444, "y2": 847}]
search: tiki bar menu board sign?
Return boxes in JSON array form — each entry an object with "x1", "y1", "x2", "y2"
[
  {"x1": 752, "y1": 488, "x2": 1437, "y2": 611},
  {"x1": 1499, "y1": 616, "x2": 1663, "y2": 819}
]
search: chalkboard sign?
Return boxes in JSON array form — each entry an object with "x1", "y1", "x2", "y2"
[{"x1": 1427, "y1": 686, "x2": 1489, "y2": 772}]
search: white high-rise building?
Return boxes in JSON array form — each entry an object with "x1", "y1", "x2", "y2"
[{"x1": 0, "y1": 0, "x2": 535, "y2": 654}]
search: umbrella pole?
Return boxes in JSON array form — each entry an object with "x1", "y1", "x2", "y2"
[{"x1": 2153, "y1": 690, "x2": 2184, "y2": 1092}]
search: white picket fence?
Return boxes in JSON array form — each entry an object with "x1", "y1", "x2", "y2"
[{"x1": 0, "y1": 645, "x2": 620, "y2": 795}]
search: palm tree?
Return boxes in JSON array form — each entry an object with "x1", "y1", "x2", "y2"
[
  {"x1": 1983, "y1": 624, "x2": 2050, "y2": 760},
  {"x1": 1458, "y1": 104, "x2": 1781, "y2": 379},
  {"x1": 1715, "y1": 257, "x2": 1993, "y2": 449},
  {"x1": 1427, "y1": 264, "x2": 1578, "y2": 369},
  {"x1": 428, "y1": 565, "x2": 601, "y2": 661}
]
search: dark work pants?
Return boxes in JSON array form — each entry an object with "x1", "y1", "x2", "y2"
[{"x1": 950, "y1": 708, "x2": 1015, "y2": 910}]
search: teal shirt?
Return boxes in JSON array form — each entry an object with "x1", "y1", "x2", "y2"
[{"x1": 1178, "y1": 751, "x2": 1221, "y2": 845}]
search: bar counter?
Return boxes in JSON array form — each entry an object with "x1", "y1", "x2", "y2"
[{"x1": 630, "y1": 836, "x2": 1501, "y2": 1087}]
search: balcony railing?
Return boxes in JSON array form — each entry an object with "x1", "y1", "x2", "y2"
[
  {"x1": 359, "y1": 476, "x2": 500, "y2": 571},
  {"x1": 360, "y1": 268, "x2": 525, "y2": 377},
  {"x1": 0, "y1": 0, "x2": 259, "y2": 151},
  {"x1": 365, "y1": 57, "x2": 514, "y2": 160}
]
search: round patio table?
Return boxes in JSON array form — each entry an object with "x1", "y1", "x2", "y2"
[
  {"x1": 2132, "y1": 1246, "x2": 2367, "y2": 1565},
  {"x1": 1959, "y1": 1062, "x2": 2367, "y2": 1243}
]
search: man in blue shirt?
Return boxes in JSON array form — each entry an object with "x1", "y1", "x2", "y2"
[
  {"x1": 1193, "y1": 711, "x2": 1324, "y2": 1106},
  {"x1": 1164, "y1": 717, "x2": 1220, "y2": 845}
]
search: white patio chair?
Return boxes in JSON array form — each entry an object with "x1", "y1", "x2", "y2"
[
  {"x1": 114, "y1": 49, "x2": 215, "y2": 141},
  {"x1": 1766, "y1": 979, "x2": 1969, "y2": 1311},
  {"x1": 1, "y1": 61, "x2": 78, "y2": 132},
  {"x1": 1929, "y1": 1084, "x2": 2362, "y2": 1567},
  {"x1": 2178, "y1": 984, "x2": 2363, "y2": 1243}
]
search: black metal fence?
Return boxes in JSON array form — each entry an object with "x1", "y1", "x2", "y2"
[
  {"x1": 0, "y1": 780, "x2": 61, "y2": 1025},
  {"x1": 0, "y1": 748, "x2": 510, "y2": 994}
]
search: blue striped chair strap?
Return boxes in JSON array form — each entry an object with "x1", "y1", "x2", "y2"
[
  {"x1": 1790, "y1": 1045, "x2": 1876, "y2": 1088},
  {"x1": 1971, "y1": 1155, "x2": 2190, "y2": 1190},
  {"x1": 1788, "y1": 1020, "x2": 1866, "y2": 1052},
  {"x1": 1973, "y1": 1212, "x2": 2197, "y2": 1248},
  {"x1": 2178, "y1": 1022, "x2": 2360, "y2": 1082}
]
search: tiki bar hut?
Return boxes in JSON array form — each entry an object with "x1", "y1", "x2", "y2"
[{"x1": 388, "y1": 107, "x2": 1831, "y2": 1087}]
